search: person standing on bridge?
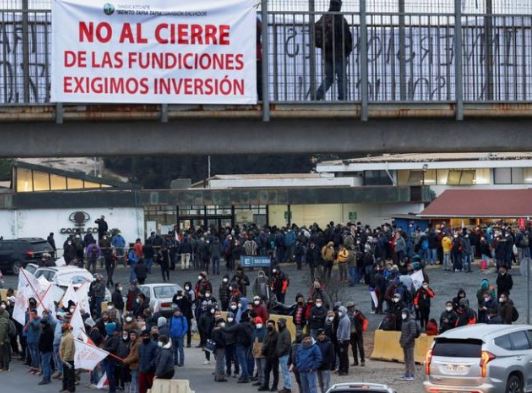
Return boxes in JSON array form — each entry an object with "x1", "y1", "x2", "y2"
[{"x1": 315, "y1": 0, "x2": 353, "y2": 101}]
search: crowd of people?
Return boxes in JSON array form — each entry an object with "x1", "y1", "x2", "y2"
[{"x1": 0, "y1": 216, "x2": 529, "y2": 393}]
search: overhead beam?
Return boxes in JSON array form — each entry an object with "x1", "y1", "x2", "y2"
[{"x1": 1, "y1": 117, "x2": 532, "y2": 157}]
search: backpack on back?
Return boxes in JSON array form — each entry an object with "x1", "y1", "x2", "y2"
[{"x1": 512, "y1": 306, "x2": 519, "y2": 322}]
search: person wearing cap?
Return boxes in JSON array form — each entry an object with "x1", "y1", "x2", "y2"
[
  {"x1": 347, "y1": 304, "x2": 367, "y2": 367},
  {"x1": 316, "y1": 329, "x2": 334, "y2": 393},
  {"x1": 59, "y1": 323, "x2": 75, "y2": 393},
  {"x1": 294, "y1": 335, "x2": 322, "y2": 393},
  {"x1": 169, "y1": 306, "x2": 188, "y2": 367},
  {"x1": 336, "y1": 306, "x2": 350, "y2": 376},
  {"x1": 258, "y1": 319, "x2": 278, "y2": 391},
  {"x1": 251, "y1": 317, "x2": 266, "y2": 387},
  {"x1": 309, "y1": 297, "x2": 327, "y2": 338},
  {"x1": 455, "y1": 298, "x2": 477, "y2": 327},
  {"x1": 138, "y1": 329, "x2": 158, "y2": 393},
  {"x1": 276, "y1": 318, "x2": 292, "y2": 393},
  {"x1": 252, "y1": 295, "x2": 269, "y2": 323},
  {"x1": 212, "y1": 319, "x2": 227, "y2": 382},
  {"x1": 399, "y1": 308, "x2": 417, "y2": 381}
]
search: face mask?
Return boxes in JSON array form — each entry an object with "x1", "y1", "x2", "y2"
[
  {"x1": 254, "y1": 301, "x2": 260, "y2": 306},
  {"x1": 210, "y1": 309, "x2": 215, "y2": 314},
  {"x1": 108, "y1": 305, "x2": 114, "y2": 310},
  {"x1": 501, "y1": 272, "x2": 506, "y2": 276},
  {"x1": 198, "y1": 276, "x2": 203, "y2": 281},
  {"x1": 136, "y1": 299, "x2": 141, "y2": 304},
  {"x1": 228, "y1": 318, "x2": 234, "y2": 323},
  {"x1": 316, "y1": 303, "x2": 322, "y2": 308},
  {"x1": 205, "y1": 294, "x2": 211, "y2": 298},
  {"x1": 423, "y1": 285, "x2": 428, "y2": 289},
  {"x1": 446, "y1": 306, "x2": 452, "y2": 312},
  {"x1": 122, "y1": 334, "x2": 129, "y2": 340},
  {"x1": 230, "y1": 305, "x2": 237, "y2": 310},
  {"x1": 158, "y1": 341, "x2": 163, "y2": 347},
  {"x1": 499, "y1": 298, "x2": 505, "y2": 303},
  {"x1": 220, "y1": 323, "x2": 226, "y2": 328},
  {"x1": 256, "y1": 324, "x2": 263, "y2": 329},
  {"x1": 402, "y1": 313, "x2": 407, "y2": 320},
  {"x1": 223, "y1": 278, "x2": 228, "y2": 283},
  {"x1": 238, "y1": 304, "x2": 242, "y2": 309},
  {"x1": 229, "y1": 286, "x2": 233, "y2": 291},
  {"x1": 327, "y1": 317, "x2": 334, "y2": 322},
  {"x1": 126, "y1": 317, "x2": 133, "y2": 322},
  {"x1": 484, "y1": 297, "x2": 490, "y2": 302},
  {"x1": 0, "y1": 304, "x2": 6, "y2": 310},
  {"x1": 459, "y1": 294, "x2": 465, "y2": 298},
  {"x1": 69, "y1": 308, "x2": 75, "y2": 313},
  {"x1": 393, "y1": 298, "x2": 399, "y2": 303},
  {"x1": 185, "y1": 286, "x2": 190, "y2": 291},
  {"x1": 297, "y1": 300, "x2": 304, "y2": 305},
  {"x1": 337, "y1": 312, "x2": 343, "y2": 317},
  {"x1": 68, "y1": 241, "x2": 72, "y2": 245}
]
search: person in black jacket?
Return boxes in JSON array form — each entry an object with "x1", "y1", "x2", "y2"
[
  {"x1": 134, "y1": 293, "x2": 150, "y2": 318},
  {"x1": 315, "y1": 0, "x2": 353, "y2": 101},
  {"x1": 439, "y1": 301, "x2": 458, "y2": 333},
  {"x1": 259, "y1": 320, "x2": 279, "y2": 391},
  {"x1": 224, "y1": 311, "x2": 239, "y2": 378},
  {"x1": 316, "y1": 329, "x2": 334, "y2": 393},
  {"x1": 103, "y1": 322, "x2": 121, "y2": 393},
  {"x1": 307, "y1": 242, "x2": 322, "y2": 283},
  {"x1": 172, "y1": 290, "x2": 193, "y2": 348},
  {"x1": 198, "y1": 305, "x2": 216, "y2": 364},
  {"x1": 116, "y1": 330, "x2": 131, "y2": 391},
  {"x1": 212, "y1": 319, "x2": 227, "y2": 382},
  {"x1": 134, "y1": 259, "x2": 148, "y2": 285},
  {"x1": 219, "y1": 275, "x2": 231, "y2": 311},
  {"x1": 112, "y1": 283, "x2": 125, "y2": 314},
  {"x1": 223, "y1": 312, "x2": 254, "y2": 383},
  {"x1": 496, "y1": 266, "x2": 513, "y2": 298},
  {"x1": 276, "y1": 318, "x2": 292, "y2": 393},
  {"x1": 309, "y1": 298, "x2": 328, "y2": 338},
  {"x1": 155, "y1": 335, "x2": 174, "y2": 380},
  {"x1": 38, "y1": 319, "x2": 54, "y2": 385}
]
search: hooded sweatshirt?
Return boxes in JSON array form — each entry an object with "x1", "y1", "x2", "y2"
[
  {"x1": 399, "y1": 309, "x2": 417, "y2": 348},
  {"x1": 295, "y1": 338, "x2": 323, "y2": 372},
  {"x1": 336, "y1": 306, "x2": 351, "y2": 342}
]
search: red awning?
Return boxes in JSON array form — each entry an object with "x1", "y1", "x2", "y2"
[{"x1": 419, "y1": 189, "x2": 532, "y2": 218}]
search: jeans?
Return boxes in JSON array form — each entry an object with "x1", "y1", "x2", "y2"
[
  {"x1": 129, "y1": 369, "x2": 138, "y2": 393},
  {"x1": 348, "y1": 266, "x2": 358, "y2": 286},
  {"x1": 28, "y1": 342, "x2": 40, "y2": 368},
  {"x1": 443, "y1": 252, "x2": 451, "y2": 270},
  {"x1": 462, "y1": 254, "x2": 472, "y2": 272},
  {"x1": 145, "y1": 258, "x2": 153, "y2": 274},
  {"x1": 211, "y1": 257, "x2": 220, "y2": 275},
  {"x1": 235, "y1": 344, "x2": 249, "y2": 380},
  {"x1": 316, "y1": 57, "x2": 347, "y2": 100},
  {"x1": 225, "y1": 344, "x2": 239, "y2": 375},
  {"x1": 403, "y1": 346, "x2": 415, "y2": 378},
  {"x1": 90, "y1": 362, "x2": 101, "y2": 384},
  {"x1": 317, "y1": 369, "x2": 331, "y2": 393},
  {"x1": 53, "y1": 343, "x2": 63, "y2": 375},
  {"x1": 300, "y1": 371, "x2": 318, "y2": 393},
  {"x1": 255, "y1": 357, "x2": 266, "y2": 386},
  {"x1": 104, "y1": 359, "x2": 117, "y2": 393},
  {"x1": 129, "y1": 264, "x2": 137, "y2": 283},
  {"x1": 172, "y1": 336, "x2": 185, "y2": 366},
  {"x1": 180, "y1": 253, "x2": 191, "y2": 270},
  {"x1": 429, "y1": 248, "x2": 438, "y2": 265},
  {"x1": 338, "y1": 263, "x2": 347, "y2": 282},
  {"x1": 215, "y1": 348, "x2": 226, "y2": 380},
  {"x1": 279, "y1": 354, "x2": 292, "y2": 389},
  {"x1": 40, "y1": 351, "x2": 52, "y2": 382}
]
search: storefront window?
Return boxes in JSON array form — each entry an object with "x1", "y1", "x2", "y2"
[
  {"x1": 33, "y1": 170, "x2": 50, "y2": 191},
  {"x1": 16, "y1": 167, "x2": 33, "y2": 192},
  {"x1": 524, "y1": 168, "x2": 532, "y2": 184},
  {"x1": 50, "y1": 174, "x2": 67, "y2": 190},
  {"x1": 474, "y1": 168, "x2": 490, "y2": 184}
]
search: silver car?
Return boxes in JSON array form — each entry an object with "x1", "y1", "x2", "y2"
[
  {"x1": 424, "y1": 324, "x2": 532, "y2": 393},
  {"x1": 326, "y1": 383, "x2": 396, "y2": 393}
]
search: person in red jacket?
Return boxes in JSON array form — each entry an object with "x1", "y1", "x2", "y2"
[
  {"x1": 270, "y1": 268, "x2": 289, "y2": 304},
  {"x1": 252, "y1": 295, "x2": 269, "y2": 323},
  {"x1": 413, "y1": 281, "x2": 435, "y2": 329}
]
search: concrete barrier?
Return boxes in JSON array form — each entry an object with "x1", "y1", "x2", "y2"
[
  {"x1": 147, "y1": 379, "x2": 195, "y2": 393},
  {"x1": 370, "y1": 329, "x2": 435, "y2": 364}
]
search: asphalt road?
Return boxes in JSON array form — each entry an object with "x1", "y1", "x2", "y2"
[{"x1": 1, "y1": 260, "x2": 529, "y2": 393}]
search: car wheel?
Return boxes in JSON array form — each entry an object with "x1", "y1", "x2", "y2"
[
  {"x1": 506, "y1": 375, "x2": 523, "y2": 393},
  {"x1": 11, "y1": 261, "x2": 21, "y2": 275}
]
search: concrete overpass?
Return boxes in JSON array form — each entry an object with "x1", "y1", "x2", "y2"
[{"x1": 2, "y1": 1, "x2": 532, "y2": 156}]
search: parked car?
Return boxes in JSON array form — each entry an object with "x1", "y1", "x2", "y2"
[
  {"x1": 25, "y1": 263, "x2": 40, "y2": 275},
  {"x1": 34, "y1": 266, "x2": 111, "y2": 303},
  {"x1": 424, "y1": 324, "x2": 532, "y2": 393},
  {"x1": 0, "y1": 238, "x2": 54, "y2": 274},
  {"x1": 327, "y1": 383, "x2": 396, "y2": 393},
  {"x1": 139, "y1": 283, "x2": 182, "y2": 316}
]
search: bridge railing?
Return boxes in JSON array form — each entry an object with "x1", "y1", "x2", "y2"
[{"x1": 2, "y1": 0, "x2": 532, "y2": 121}]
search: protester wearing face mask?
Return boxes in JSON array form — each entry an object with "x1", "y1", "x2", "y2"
[
  {"x1": 399, "y1": 309, "x2": 416, "y2": 381},
  {"x1": 133, "y1": 293, "x2": 149, "y2": 318},
  {"x1": 336, "y1": 306, "x2": 351, "y2": 376},
  {"x1": 498, "y1": 293, "x2": 517, "y2": 324},
  {"x1": 123, "y1": 331, "x2": 141, "y2": 393},
  {"x1": 219, "y1": 275, "x2": 232, "y2": 311},
  {"x1": 224, "y1": 311, "x2": 240, "y2": 378},
  {"x1": 252, "y1": 296, "x2": 269, "y2": 324},
  {"x1": 292, "y1": 294, "x2": 307, "y2": 336},
  {"x1": 294, "y1": 335, "x2": 322, "y2": 393},
  {"x1": 413, "y1": 281, "x2": 435, "y2": 330},
  {"x1": 126, "y1": 281, "x2": 141, "y2": 313},
  {"x1": 112, "y1": 283, "x2": 125, "y2": 314},
  {"x1": 309, "y1": 298, "x2": 328, "y2": 338},
  {"x1": 496, "y1": 266, "x2": 513, "y2": 299},
  {"x1": 173, "y1": 288, "x2": 193, "y2": 348},
  {"x1": 439, "y1": 301, "x2": 458, "y2": 333},
  {"x1": 251, "y1": 317, "x2": 267, "y2": 388},
  {"x1": 168, "y1": 306, "x2": 188, "y2": 367},
  {"x1": 138, "y1": 330, "x2": 158, "y2": 393},
  {"x1": 212, "y1": 319, "x2": 228, "y2": 382},
  {"x1": 258, "y1": 319, "x2": 278, "y2": 391},
  {"x1": 154, "y1": 335, "x2": 174, "y2": 380},
  {"x1": 115, "y1": 330, "x2": 131, "y2": 391},
  {"x1": 195, "y1": 272, "x2": 213, "y2": 299},
  {"x1": 198, "y1": 305, "x2": 216, "y2": 365},
  {"x1": 276, "y1": 318, "x2": 293, "y2": 393}
]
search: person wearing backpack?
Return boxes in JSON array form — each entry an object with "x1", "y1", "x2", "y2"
[
  {"x1": 399, "y1": 308, "x2": 417, "y2": 381},
  {"x1": 169, "y1": 306, "x2": 188, "y2": 367},
  {"x1": 315, "y1": 0, "x2": 353, "y2": 101}
]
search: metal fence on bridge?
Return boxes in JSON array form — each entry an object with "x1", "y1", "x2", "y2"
[{"x1": 2, "y1": 0, "x2": 532, "y2": 117}]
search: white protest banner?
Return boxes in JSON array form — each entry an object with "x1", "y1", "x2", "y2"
[
  {"x1": 62, "y1": 282, "x2": 91, "y2": 316},
  {"x1": 12, "y1": 289, "x2": 28, "y2": 326},
  {"x1": 51, "y1": 0, "x2": 257, "y2": 104},
  {"x1": 70, "y1": 306, "x2": 86, "y2": 340},
  {"x1": 74, "y1": 338, "x2": 109, "y2": 370},
  {"x1": 96, "y1": 373, "x2": 109, "y2": 390},
  {"x1": 411, "y1": 269, "x2": 425, "y2": 291}
]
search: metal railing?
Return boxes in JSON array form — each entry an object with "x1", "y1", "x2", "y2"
[{"x1": 2, "y1": 0, "x2": 532, "y2": 121}]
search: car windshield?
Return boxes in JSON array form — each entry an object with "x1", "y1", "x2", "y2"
[
  {"x1": 433, "y1": 338, "x2": 483, "y2": 358},
  {"x1": 153, "y1": 286, "x2": 178, "y2": 299}
]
